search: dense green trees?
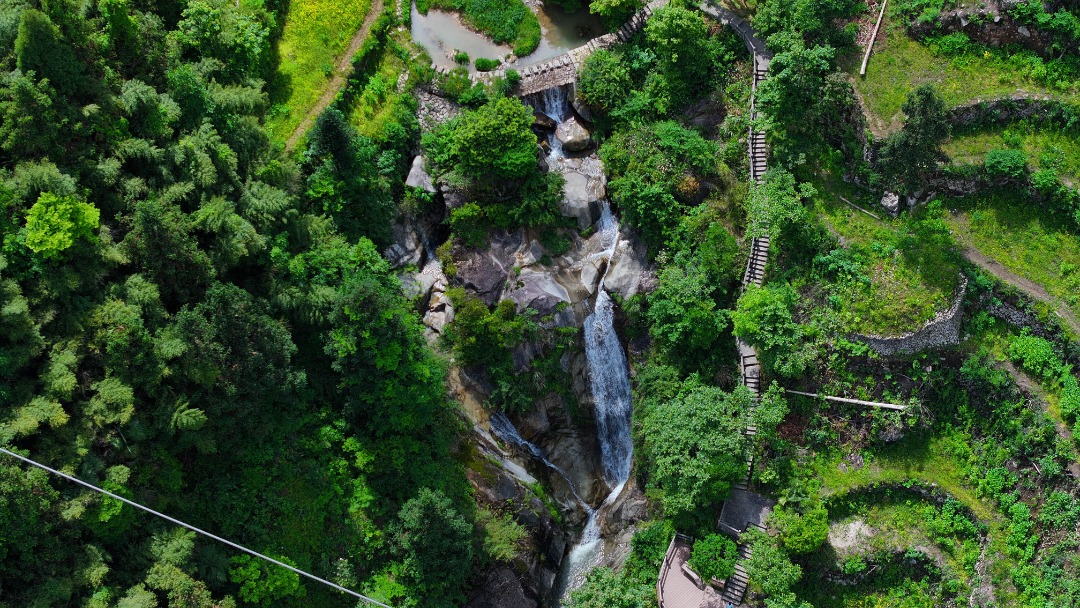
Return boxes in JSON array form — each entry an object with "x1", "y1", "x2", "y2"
[
  {"x1": 426, "y1": 96, "x2": 538, "y2": 183},
  {"x1": 601, "y1": 121, "x2": 720, "y2": 251},
  {"x1": 392, "y1": 488, "x2": 474, "y2": 606},
  {"x1": 876, "y1": 84, "x2": 950, "y2": 193},
  {"x1": 640, "y1": 381, "x2": 752, "y2": 523},
  {"x1": 0, "y1": 2, "x2": 473, "y2": 606},
  {"x1": 566, "y1": 567, "x2": 652, "y2": 608}
]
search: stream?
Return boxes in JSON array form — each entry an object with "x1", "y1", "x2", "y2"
[{"x1": 524, "y1": 86, "x2": 636, "y2": 604}]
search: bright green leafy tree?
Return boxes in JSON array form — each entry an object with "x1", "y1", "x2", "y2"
[{"x1": 24, "y1": 192, "x2": 99, "y2": 259}]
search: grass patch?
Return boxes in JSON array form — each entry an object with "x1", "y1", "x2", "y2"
[
  {"x1": 943, "y1": 123, "x2": 1080, "y2": 185},
  {"x1": 810, "y1": 182, "x2": 961, "y2": 335},
  {"x1": 266, "y1": 0, "x2": 373, "y2": 143},
  {"x1": 809, "y1": 435, "x2": 1019, "y2": 605},
  {"x1": 416, "y1": 0, "x2": 541, "y2": 56},
  {"x1": 943, "y1": 187, "x2": 1080, "y2": 321},
  {"x1": 349, "y1": 36, "x2": 413, "y2": 140},
  {"x1": 846, "y1": 11, "x2": 1080, "y2": 133}
]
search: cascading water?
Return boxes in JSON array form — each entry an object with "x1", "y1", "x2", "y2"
[
  {"x1": 489, "y1": 412, "x2": 593, "y2": 512},
  {"x1": 554, "y1": 199, "x2": 635, "y2": 602},
  {"x1": 524, "y1": 85, "x2": 573, "y2": 161}
]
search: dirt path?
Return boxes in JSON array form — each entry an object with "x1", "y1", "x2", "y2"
[
  {"x1": 959, "y1": 244, "x2": 1080, "y2": 337},
  {"x1": 284, "y1": 0, "x2": 386, "y2": 152},
  {"x1": 1000, "y1": 360, "x2": 1080, "y2": 477}
]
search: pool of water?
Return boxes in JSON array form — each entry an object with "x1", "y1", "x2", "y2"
[
  {"x1": 410, "y1": 1, "x2": 605, "y2": 72},
  {"x1": 528, "y1": 3, "x2": 605, "y2": 66},
  {"x1": 411, "y1": 6, "x2": 512, "y2": 70}
]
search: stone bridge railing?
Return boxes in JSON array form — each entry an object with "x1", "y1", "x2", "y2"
[{"x1": 429, "y1": 0, "x2": 669, "y2": 95}]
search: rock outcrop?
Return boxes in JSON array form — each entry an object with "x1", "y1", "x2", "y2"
[
  {"x1": 550, "y1": 155, "x2": 605, "y2": 230},
  {"x1": 405, "y1": 155, "x2": 436, "y2": 193},
  {"x1": 384, "y1": 219, "x2": 426, "y2": 269},
  {"x1": 556, "y1": 117, "x2": 591, "y2": 152}
]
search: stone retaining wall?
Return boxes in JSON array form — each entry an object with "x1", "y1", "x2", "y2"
[
  {"x1": 908, "y1": 6, "x2": 1055, "y2": 56},
  {"x1": 428, "y1": 0, "x2": 668, "y2": 95},
  {"x1": 947, "y1": 94, "x2": 1080, "y2": 130},
  {"x1": 851, "y1": 276, "x2": 968, "y2": 356}
]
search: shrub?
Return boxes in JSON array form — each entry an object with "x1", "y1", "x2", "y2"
[
  {"x1": 578, "y1": 49, "x2": 631, "y2": 115},
  {"x1": 640, "y1": 381, "x2": 751, "y2": 524},
  {"x1": 449, "y1": 202, "x2": 488, "y2": 248},
  {"x1": 773, "y1": 502, "x2": 829, "y2": 555},
  {"x1": 1061, "y1": 376, "x2": 1080, "y2": 423},
  {"x1": 841, "y1": 556, "x2": 867, "y2": 576},
  {"x1": 454, "y1": 50, "x2": 470, "y2": 65},
  {"x1": 985, "y1": 149, "x2": 1028, "y2": 179},
  {"x1": 474, "y1": 57, "x2": 500, "y2": 71},
  {"x1": 477, "y1": 509, "x2": 526, "y2": 563},
  {"x1": 689, "y1": 534, "x2": 738, "y2": 582},
  {"x1": 731, "y1": 284, "x2": 816, "y2": 378},
  {"x1": 1007, "y1": 331, "x2": 1064, "y2": 382}
]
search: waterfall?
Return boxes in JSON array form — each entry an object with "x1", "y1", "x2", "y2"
[
  {"x1": 525, "y1": 85, "x2": 573, "y2": 123},
  {"x1": 584, "y1": 289, "x2": 633, "y2": 486},
  {"x1": 555, "y1": 200, "x2": 635, "y2": 603},
  {"x1": 523, "y1": 85, "x2": 573, "y2": 162},
  {"x1": 489, "y1": 412, "x2": 593, "y2": 513}
]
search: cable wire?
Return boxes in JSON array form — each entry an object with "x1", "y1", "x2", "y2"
[{"x1": 0, "y1": 447, "x2": 392, "y2": 608}]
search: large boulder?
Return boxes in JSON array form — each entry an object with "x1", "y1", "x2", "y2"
[
  {"x1": 553, "y1": 156, "x2": 606, "y2": 230},
  {"x1": 405, "y1": 155, "x2": 436, "y2": 193},
  {"x1": 453, "y1": 230, "x2": 524, "y2": 305},
  {"x1": 383, "y1": 219, "x2": 425, "y2": 269},
  {"x1": 604, "y1": 235, "x2": 648, "y2": 299},
  {"x1": 503, "y1": 268, "x2": 572, "y2": 316},
  {"x1": 570, "y1": 85, "x2": 594, "y2": 122},
  {"x1": 880, "y1": 191, "x2": 901, "y2": 217},
  {"x1": 555, "y1": 117, "x2": 591, "y2": 153},
  {"x1": 440, "y1": 183, "x2": 468, "y2": 210}
]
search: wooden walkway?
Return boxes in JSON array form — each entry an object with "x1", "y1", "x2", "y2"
[
  {"x1": 657, "y1": 535, "x2": 728, "y2": 608},
  {"x1": 659, "y1": 5, "x2": 772, "y2": 607}
]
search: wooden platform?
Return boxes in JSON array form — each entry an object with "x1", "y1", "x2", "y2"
[{"x1": 657, "y1": 535, "x2": 729, "y2": 608}]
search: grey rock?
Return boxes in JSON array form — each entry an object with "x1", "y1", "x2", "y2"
[
  {"x1": 440, "y1": 184, "x2": 468, "y2": 210},
  {"x1": 520, "y1": 240, "x2": 546, "y2": 266},
  {"x1": 383, "y1": 220, "x2": 424, "y2": 269},
  {"x1": 453, "y1": 230, "x2": 524, "y2": 305},
  {"x1": 555, "y1": 117, "x2": 591, "y2": 152},
  {"x1": 533, "y1": 111, "x2": 557, "y2": 130},
  {"x1": 570, "y1": 86, "x2": 594, "y2": 122},
  {"x1": 405, "y1": 155, "x2": 436, "y2": 193},
  {"x1": 604, "y1": 235, "x2": 648, "y2": 299},
  {"x1": 465, "y1": 562, "x2": 537, "y2": 608},
  {"x1": 1018, "y1": 25, "x2": 1031, "y2": 37},
  {"x1": 552, "y1": 155, "x2": 606, "y2": 229},
  {"x1": 880, "y1": 191, "x2": 901, "y2": 217},
  {"x1": 504, "y1": 268, "x2": 572, "y2": 315}
]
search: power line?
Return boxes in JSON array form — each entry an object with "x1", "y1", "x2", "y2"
[{"x1": 0, "y1": 447, "x2": 392, "y2": 608}]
